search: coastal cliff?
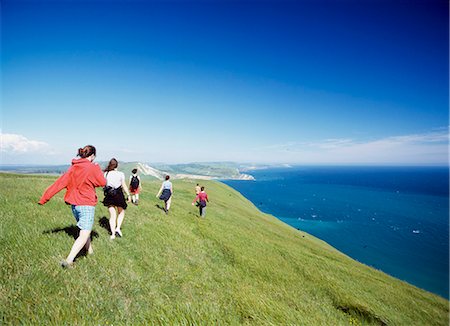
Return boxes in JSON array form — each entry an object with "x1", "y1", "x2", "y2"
[{"x1": 134, "y1": 162, "x2": 255, "y2": 181}]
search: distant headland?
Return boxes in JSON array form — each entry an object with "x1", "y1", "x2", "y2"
[{"x1": 0, "y1": 161, "x2": 272, "y2": 181}]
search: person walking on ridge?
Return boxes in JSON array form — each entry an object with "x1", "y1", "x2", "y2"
[
  {"x1": 192, "y1": 186, "x2": 209, "y2": 218},
  {"x1": 129, "y1": 168, "x2": 142, "y2": 205},
  {"x1": 103, "y1": 158, "x2": 131, "y2": 239},
  {"x1": 38, "y1": 145, "x2": 106, "y2": 268},
  {"x1": 156, "y1": 175, "x2": 173, "y2": 214},
  {"x1": 194, "y1": 183, "x2": 201, "y2": 207}
]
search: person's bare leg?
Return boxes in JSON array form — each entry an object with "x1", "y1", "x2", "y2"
[
  {"x1": 116, "y1": 207, "x2": 125, "y2": 236},
  {"x1": 109, "y1": 206, "x2": 117, "y2": 239},
  {"x1": 166, "y1": 196, "x2": 172, "y2": 211},
  {"x1": 65, "y1": 230, "x2": 91, "y2": 264},
  {"x1": 85, "y1": 236, "x2": 93, "y2": 254}
]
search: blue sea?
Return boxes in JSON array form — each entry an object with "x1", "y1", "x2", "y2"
[{"x1": 223, "y1": 166, "x2": 449, "y2": 299}]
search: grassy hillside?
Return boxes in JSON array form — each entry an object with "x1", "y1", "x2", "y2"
[{"x1": 0, "y1": 173, "x2": 448, "y2": 325}]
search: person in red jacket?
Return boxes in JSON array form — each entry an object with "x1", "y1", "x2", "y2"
[
  {"x1": 38, "y1": 145, "x2": 106, "y2": 268},
  {"x1": 192, "y1": 186, "x2": 209, "y2": 218}
]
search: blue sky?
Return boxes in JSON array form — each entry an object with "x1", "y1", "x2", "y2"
[{"x1": 1, "y1": 0, "x2": 448, "y2": 165}]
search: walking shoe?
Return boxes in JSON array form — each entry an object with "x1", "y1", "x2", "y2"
[
  {"x1": 116, "y1": 229, "x2": 123, "y2": 237},
  {"x1": 60, "y1": 260, "x2": 73, "y2": 269},
  {"x1": 110, "y1": 234, "x2": 116, "y2": 240}
]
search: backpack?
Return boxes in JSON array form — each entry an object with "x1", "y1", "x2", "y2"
[
  {"x1": 103, "y1": 186, "x2": 118, "y2": 197},
  {"x1": 103, "y1": 171, "x2": 118, "y2": 196},
  {"x1": 130, "y1": 175, "x2": 140, "y2": 189}
]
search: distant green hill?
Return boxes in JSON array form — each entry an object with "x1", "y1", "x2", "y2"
[
  {"x1": 0, "y1": 161, "x2": 255, "y2": 180},
  {"x1": 0, "y1": 164, "x2": 70, "y2": 174},
  {"x1": 152, "y1": 162, "x2": 247, "y2": 179},
  {"x1": 119, "y1": 162, "x2": 255, "y2": 180},
  {"x1": 0, "y1": 173, "x2": 448, "y2": 324}
]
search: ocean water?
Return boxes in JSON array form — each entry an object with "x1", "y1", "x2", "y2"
[{"x1": 223, "y1": 166, "x2": 449, "y2": 299}]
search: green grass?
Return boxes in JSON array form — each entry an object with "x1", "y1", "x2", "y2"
[{"x1": 0, "y1": 173, "x2": 448, "y2": 325}]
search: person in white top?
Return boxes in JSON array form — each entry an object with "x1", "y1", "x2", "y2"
[
  {"x1": 103, "y1": 158, "x2": 131, "y2": 239},
  {"x1": 195, "y1": 184, "x2": 201, "y2": 195}
]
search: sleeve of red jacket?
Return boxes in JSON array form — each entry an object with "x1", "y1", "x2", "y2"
[
  {"x1": 38, "y1": 172, "x2": 70, "y2": 205},
  {"x1": 192, "y1": 194, "x2": 199, "y2": 204},
  {"x1": 90, "y1": 164, "x2": 107, "y2": 187}
]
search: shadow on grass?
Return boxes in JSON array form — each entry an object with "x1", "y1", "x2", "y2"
[
  {"x1": 43, "y1": 225, "x2": 99, "y2": 240},
  {"x1": 155, "y1": 204, "x2": 166, "y2": 212},
  {"x1": 42, "y1": 225, "x2": 99, "y2": 260},
  {"x1": 98, "y1": 216, "x2": 111, "y2": 234},
  {"x1": 188, "y1": 211, "x2": 202, "y2": 218},
  {"x1": 336, "y1": 305, "x2": 388, "y2": 326}
]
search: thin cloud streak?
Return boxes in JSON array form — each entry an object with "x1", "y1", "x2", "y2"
[
  {"x1": 1, "y1": 129, "x2": 448, "y2": 165},
  {"x1": 254, "y1": 129, "x2": 449, "y2": 164}
]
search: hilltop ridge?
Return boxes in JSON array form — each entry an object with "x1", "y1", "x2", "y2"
[
  {"x1": 0, "y1": 161, "x2": 256, "y2": 180},
  {"x1": 0, "y1": 173, "x2": 448, "y2": 325}
]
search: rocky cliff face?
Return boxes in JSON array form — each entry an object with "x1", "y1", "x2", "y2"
[
  {"x1": 235, "y1": 173, "x2": 255, "y2": 180},
  {"x1": 136, "y1": 162, "x2": 255, "y2": 180},
  {"x1": 137, "y1": 162, "x2": 165, "y2": 180}
]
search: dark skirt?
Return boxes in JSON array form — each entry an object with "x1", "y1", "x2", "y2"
[
  {"x1": 103, "y1": 186, "x2": 128, "y2": 209},
  {"x1": 159, "y1": 189, "x2": 172, "y2": 202}
]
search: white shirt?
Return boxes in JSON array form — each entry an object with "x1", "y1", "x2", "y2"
[
  {"x1": 105, "y1": 170, "x2": 125, "y2": 189},
  {"x1": 163, "y1": 180, "x2": 172, "y2": 190}
]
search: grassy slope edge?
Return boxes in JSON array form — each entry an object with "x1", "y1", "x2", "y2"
[{"x1": 0, "y1": 173, "x2": 448, "y2": 325}]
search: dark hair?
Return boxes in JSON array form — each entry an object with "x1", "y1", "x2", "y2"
[
  {"x1": 105, "y1": 158, "x2": 118, "y2": 172},
  {"x1": 132, "y1": 168, "x2": 138, "y2": 174},
  {"x1": 165, "y1": 175, "x2": 170, "y2": 180},
  {"x1": 201, "y1": 186, "x2": 205, "y2": 191},
  {"x1": 77, "y1": 145, "x2": 96, "y2": 158},
  {"x1": 196, "y1": 183, "x2": 199, "y2": 186}
]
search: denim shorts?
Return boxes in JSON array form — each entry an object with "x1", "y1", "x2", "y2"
[{"x1": 71, "y1": 205, "x2": 95, "y2": 230}]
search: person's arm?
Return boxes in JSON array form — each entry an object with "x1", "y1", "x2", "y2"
[
  {"x1": 38, "y1": 171, "x2": 70, "y2": 205},
  {"x1": 138, "y1": 176, "x2": 142, "y2": 190},
  {"x1": 206, "y1": 194, "x2": 209, "y2": 202},
  {"x1": 192, "y1": 194, "x2": 200, "y2": 205},
  {"x1": 121, "y1": 177, "x2": 131, "y2": 202},
  {"x1": 156, "y1": 183, "x2": 163, "y2": 197},
  {"x1": 91, "y1": 164, "x2": 107, "y2": 188}
]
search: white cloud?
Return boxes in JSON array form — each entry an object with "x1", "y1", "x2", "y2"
[{"x1": 0, "y1": 133, "x2": 50, "y2": 153}]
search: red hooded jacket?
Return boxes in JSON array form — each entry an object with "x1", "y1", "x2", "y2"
[{"x1": 39, "y1": 158, "x2": 106, "y2": 206}]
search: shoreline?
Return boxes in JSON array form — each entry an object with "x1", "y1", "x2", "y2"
[{"x1": 220, "y1": 168, "x2": 450, "y2": 300}]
